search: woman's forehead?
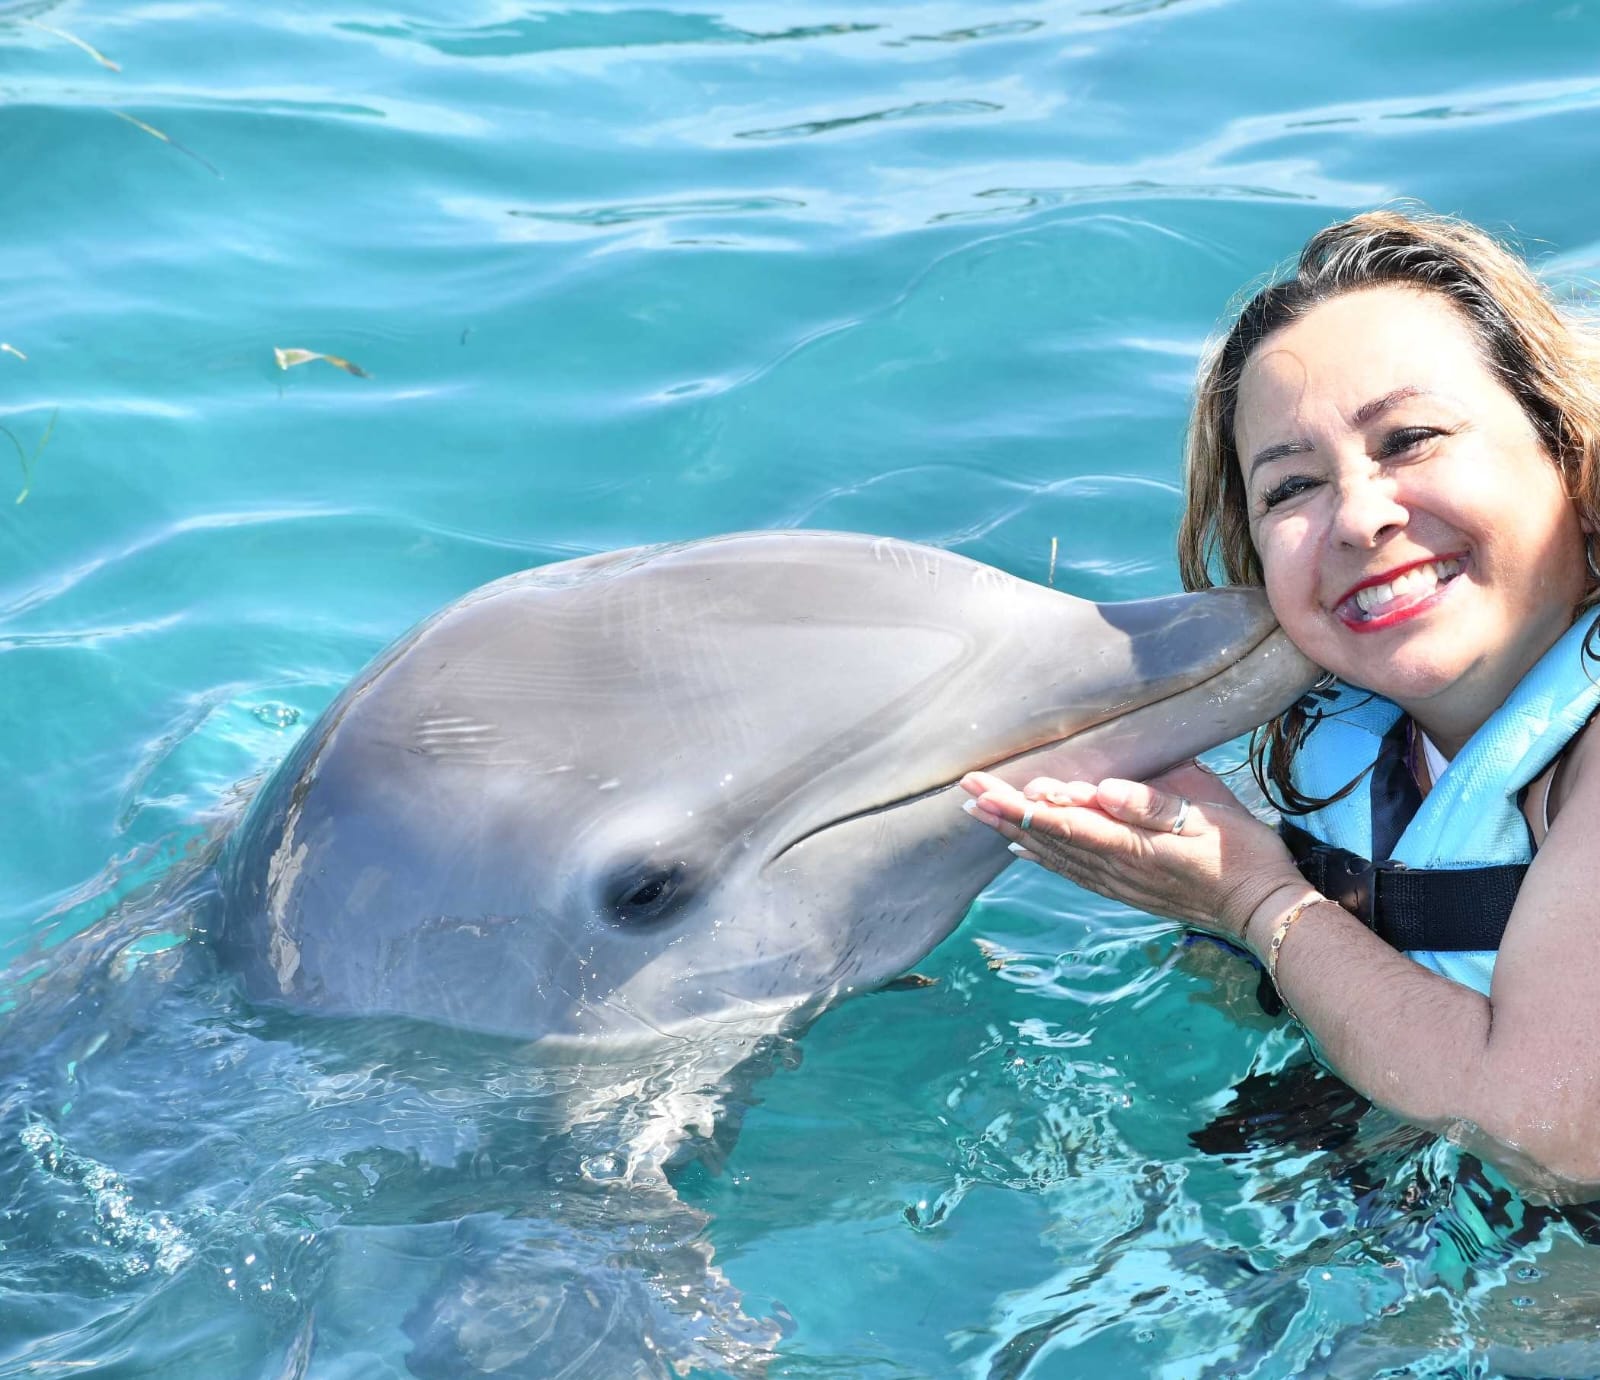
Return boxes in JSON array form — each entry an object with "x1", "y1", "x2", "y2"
[{"x1": 1235, "y1": 287, "x2": 1490, "y2": 445}]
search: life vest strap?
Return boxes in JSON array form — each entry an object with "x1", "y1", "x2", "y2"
[{"x1": 1280, "y1": 820, "x2": 1524, "y2": 952}]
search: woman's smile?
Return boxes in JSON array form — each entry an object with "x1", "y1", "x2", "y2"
[{"x1": 1334, "y1": 553, "x2": 1467, "y2": 631}]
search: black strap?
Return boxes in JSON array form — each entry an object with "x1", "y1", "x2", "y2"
[
  {"x1": 1368, "y1": 712, "x2": 1422, "y2": 861},
  {"x1": 1281, "y1": 819, "x2": 1525, "y2": 951}
]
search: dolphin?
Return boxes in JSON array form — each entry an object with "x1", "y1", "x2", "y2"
[
  {"x1": 214, "y1": 531, "x2": 1315, "y2": 1046},
  {"x1": 204, "y1": 530, "x2": 1318, "y2": 1376}
]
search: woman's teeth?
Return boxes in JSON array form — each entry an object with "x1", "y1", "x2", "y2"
[{"x1": 1351, "y1": 557, "x2": 1463, "y2": 617}]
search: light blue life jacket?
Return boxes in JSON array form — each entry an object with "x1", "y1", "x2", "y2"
[{"x1": 1286, "y1": 612, "x2": 1600, "y2": 994}]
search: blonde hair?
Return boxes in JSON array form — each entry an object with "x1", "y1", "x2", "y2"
[{"x1": 1176, "y1": 209, "x2": 1600, "y2": 811}]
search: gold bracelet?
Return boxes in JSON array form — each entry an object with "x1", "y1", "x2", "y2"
[{"x1": 1266, "y1": 894, "x2": 1324, "y2": 1022}]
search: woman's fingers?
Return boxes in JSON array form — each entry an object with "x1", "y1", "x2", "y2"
[
  {"x1": 958, "y1": 762, "x2": 1300, "y2": 943},
  {"x1": 1149, "y1": 758, "x2": 1246, "y2": 809},
  {"x1": 1093, "y1": 779, "x2": 1197, "y2": 835},
  {"x1": 961, "y1": 767, "x2": 1246, "y2": 863},
  {"x1": 1020, "y1": 777, "x2": 1095, "y2": 807},
  {"x1": 961, "y1": 771, "x2": 1199, "y2": 848},
  {"x1": 960, "y1": 771, "x2": 1098, "y2": 819},
  {"x1": 958, "y1": 771, "x2": 1030, "y2": 827}
]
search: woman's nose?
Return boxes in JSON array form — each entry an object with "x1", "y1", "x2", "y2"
[{"x1": 1330, "y1": 470, "x2": 1407, "y2": 548}]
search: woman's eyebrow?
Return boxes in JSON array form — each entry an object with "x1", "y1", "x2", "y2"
[
  {"x1": 1352, "y1": 385, "x2": 1426, "y2": 426},
  {"x1": 1248, "y1": 386, "x2": 1433, "y2": 475},
  {"x1": 1247, "y1": 438, "x2": 1315, "y2": 474}
]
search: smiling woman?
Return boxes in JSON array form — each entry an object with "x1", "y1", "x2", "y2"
[
  {"x1": 961, "y1": 209, "x2": 1600, "y2": 1198},
  {"x1": 1237, "y1": 287, "x2": 1586, "y2": 750}
]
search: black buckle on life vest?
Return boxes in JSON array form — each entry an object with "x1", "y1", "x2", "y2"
[
  {"x1": 1278, "y1": 821, "x2": 1395, "y2": 930},
  {"x1": 1316, "y1": 846, "x2": 1406, "y2": 929},
  {"x1": 1278, "y1": 819, "x2": 1523, "y2": 952}
]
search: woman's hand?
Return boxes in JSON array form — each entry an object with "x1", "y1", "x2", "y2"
[{"x1": 959, "y1": 761, "x2": 1306, "y2": 948}]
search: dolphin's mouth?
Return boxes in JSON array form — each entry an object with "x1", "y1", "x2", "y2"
[
  {"x1": 770, "y1": 622, "x2": 1315, "y2": 861},
  {"x1": 770, "y1": 779, "x2": 969, "y2": 862}
]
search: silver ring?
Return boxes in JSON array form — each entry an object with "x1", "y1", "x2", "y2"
[
  {"x1": 1169, "y1": 797, "x2": 1192, "y2": 835},
  {"x1": 1019, "y1": 803, "x2": 1036, "y2": 831}
]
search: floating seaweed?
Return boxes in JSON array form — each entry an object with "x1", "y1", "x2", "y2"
[
  {"x1": 273, "y1": 347, "x2": 370, "y2": 379},
  {"x1": 112, "y1": 112, "x2": 222, "y2": 178},
  {"x1": 3, "y1": 407, "x2": 58, "y2": 504},
  {"x1": 20, "y1": 17, "x2": 119, "y2": 71}
]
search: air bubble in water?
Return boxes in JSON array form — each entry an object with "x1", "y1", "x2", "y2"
[
  {"x1": 252, "y1": 703, "x2": 301, "y2": 729},
  {"x1": 580, "y1": 1151, "x2": 625, "y2": 1183}
]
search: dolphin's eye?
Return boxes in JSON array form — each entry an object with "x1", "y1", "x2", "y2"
[{"x1": 606, "y1": 863, "x2": 687, "y2": 926}]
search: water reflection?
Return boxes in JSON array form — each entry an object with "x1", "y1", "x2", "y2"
[
  {"x1": 510, "y1": 194, "x2": 806, "y2": 227},
  {"x1": 339, "y1": 11, "x2": 880, "y2": 59},
  {"x1": 737, "y1": 97, "x2": 1002, "y2": 142}
]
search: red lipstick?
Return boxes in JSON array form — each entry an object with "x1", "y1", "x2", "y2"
[{"x1": 1334, "y1": 553, "x2": 1467, "y2": 633}]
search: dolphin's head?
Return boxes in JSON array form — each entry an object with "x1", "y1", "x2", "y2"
[{"x1": 215, "y1": 533, "x2": 1317, "y2": 1046}]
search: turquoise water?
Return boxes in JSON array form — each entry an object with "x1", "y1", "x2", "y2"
[{"x1": 8, "y1": 0, "x2": 1600, "y2": 1374}]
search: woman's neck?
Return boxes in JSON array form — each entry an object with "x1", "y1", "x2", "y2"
[
  {"x1": 1404, "y1": 717, "x2": 1445, "y2": 796},
  {"x1": 1410, "y1": 719, "x2": 1467, "y2": 763}
]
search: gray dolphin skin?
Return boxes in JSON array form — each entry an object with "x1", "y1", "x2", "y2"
[
  {"x1": 205, "y1": 530, "x2": 1320, "y2": 1378},
  {"x1": 214, "y1": 530, "x2": 1316, "y2": 1047}
]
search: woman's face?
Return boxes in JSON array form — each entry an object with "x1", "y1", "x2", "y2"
[{"x1": 1235, "y1": 285, "x2": 1588, "y2": 746}]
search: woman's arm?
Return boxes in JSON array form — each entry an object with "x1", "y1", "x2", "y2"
[{"x1": 961, "y1": 751, "x2": 1600, "y2": 1200}]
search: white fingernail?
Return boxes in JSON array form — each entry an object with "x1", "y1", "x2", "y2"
[
  {"x1": 1007, "y1": 842, "x2": 1030, "y2": 856},
  {"x1": 961, "y1": 799, "x2": 979, "y2": 815}
]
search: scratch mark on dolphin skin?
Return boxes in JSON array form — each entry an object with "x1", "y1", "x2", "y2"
[
  {"x1": 870, "y1": 537, "x2": 918, "y2": 577},
  {"x1": 265, "y1": 836, "x2": 308, "y2": 991},
  {"x1": 969, "y1": 565, "x2": 1017, "y2": 595},
  {"x1": 411, "y1": 711, "x2": 507, "y2": 761}
]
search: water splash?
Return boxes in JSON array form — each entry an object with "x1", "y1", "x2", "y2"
[{"x1": 19, "y1": 1121, "x2": 193, "y2": 1277}]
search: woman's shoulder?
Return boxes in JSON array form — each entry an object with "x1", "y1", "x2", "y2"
[{"x1": 1532, "y1": 710, "x2": 1600, "y2": 848}]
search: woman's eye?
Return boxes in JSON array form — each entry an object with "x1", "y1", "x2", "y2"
[
  {"x1": 1259, "y1": 474, "x2": 1320, "y2": 511},
  {"x1": 1380, "y1": 426, "x2": 1444, "y2": 458}
]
